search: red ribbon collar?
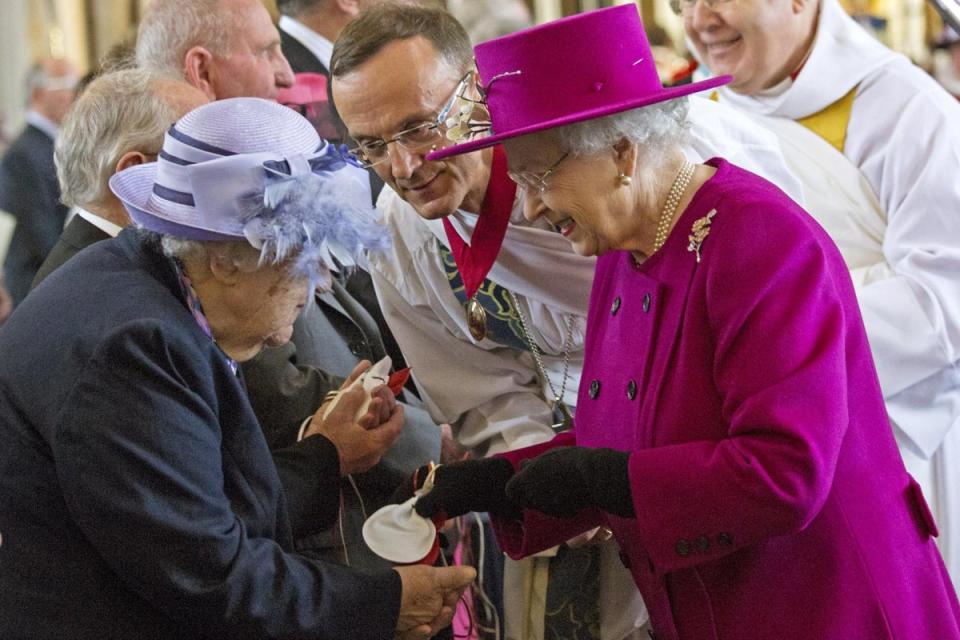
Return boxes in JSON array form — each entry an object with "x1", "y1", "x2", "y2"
[{"x1": 441, "y1": 146, "x2": 517, "y2": 299}]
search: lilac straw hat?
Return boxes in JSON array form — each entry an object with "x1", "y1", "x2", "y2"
[
  {"x1": 109, "y1": 97, "x2": 387, "y2": 278},
  {"x1": 428, "y1": 3, "x2": 730, "y2": 161}
]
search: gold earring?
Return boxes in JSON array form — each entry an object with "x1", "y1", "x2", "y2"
[{"x1": 618, "y1": 173, "x2": 632, "y2": 186}]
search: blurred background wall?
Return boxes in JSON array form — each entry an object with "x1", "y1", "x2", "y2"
[{"x1": 0, "y1": 0, "x2": 950, "y2": 145}]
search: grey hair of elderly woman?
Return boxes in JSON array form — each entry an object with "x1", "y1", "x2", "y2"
[
  {"x1": 555, "y1": 97, "x2": 691, "y2": 163},
  {"x1": 154, "y1": 235, "x2": 290, "y2": 279}
]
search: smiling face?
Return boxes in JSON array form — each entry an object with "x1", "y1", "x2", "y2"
[
  {"x1": 208, "y1": 0, "x2": 294, "y2": 100},
  {"x1": 684, "y1": 0, "x2": 817, "y2": 94},
  {"x1": 505, "y1": 130, "x2": 639, "y2": 258},
  {"x1": 333, "y1": 37, "x2": 491, "y2": 219}
]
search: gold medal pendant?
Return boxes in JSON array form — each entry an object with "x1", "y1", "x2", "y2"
[{"x1": 466, "y1": 297, "x2": 487, "y2": 341}]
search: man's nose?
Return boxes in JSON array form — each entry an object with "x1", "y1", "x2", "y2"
[
  {"x1": 389, "y1": 143, "x2": 424, "y2": 181},
  {"x1": 275, "y1": 52, "x2": 295, "y2": 89},
  {"x1": 688, "y1": 0, "x2": 721, "y2": 33}
]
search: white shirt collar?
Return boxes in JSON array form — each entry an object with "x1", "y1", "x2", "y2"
[
  {"x1": 77, "y1": 207, "x2": 123, "y2": 238},
  {"x1": 279, "y1": 15, "x2": 334, "y2": 70},
  {"x1": 25, "y1": 110, "x2": 58, "y2": 140}
]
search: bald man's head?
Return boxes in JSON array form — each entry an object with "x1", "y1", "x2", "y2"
[{"x1": 137, "y1": 0, "x2": 294, "y2": 100}]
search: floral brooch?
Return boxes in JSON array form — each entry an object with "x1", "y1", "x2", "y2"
[{"x1": 687, "y1": 208, "x2": 717, "y2": 262}]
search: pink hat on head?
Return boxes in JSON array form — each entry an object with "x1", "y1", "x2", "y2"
[{"x1": 427, "y1": 3, "x2": 730, "y2": 161}]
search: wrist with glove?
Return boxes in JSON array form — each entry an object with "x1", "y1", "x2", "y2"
[
  {"x1": 397, "y1": 446, "x2": 634, "y2": 522},
  {"x1": 394, "y1": 457, "x2": 521, "y2": 521},
  {"x1": 504, "y1": 446, "x2": 634, "y2": 519}
]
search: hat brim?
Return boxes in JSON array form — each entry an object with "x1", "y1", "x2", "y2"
[
  {"x1": 109, "y1": 163, "x2": 246, "y2": 242},
  {"x1": 427, "y1": 75, "x2": 731, "y2": 161}
]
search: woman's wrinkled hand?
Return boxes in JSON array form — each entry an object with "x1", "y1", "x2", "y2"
[
  {"x1": 308, "y1": 382, "x2": 403, "y2": 476},
  {"x1": 393, "y1": 564, "x2": 476, "y2": 638}
]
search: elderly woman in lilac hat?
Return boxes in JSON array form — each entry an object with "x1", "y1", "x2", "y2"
[
  {"x1": 407, "y1": 5, "x2": 960, "y2": 639},
  {"x1": 0, "y1": 97, "x2": 475, "y2": 639}
]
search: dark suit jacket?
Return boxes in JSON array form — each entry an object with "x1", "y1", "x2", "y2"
[
  {"x1": 0, "y1": 229, "x2": 400, "y2": 638},
  {"x1": 0, "y1": 124, "x2": 69, "y2": 306},
  {"x1": 31, "y1": 214, "x2": 109, "y2": 288},
  {"x1": 29, "y1": 210, "x2": 439, "y2": 573}
]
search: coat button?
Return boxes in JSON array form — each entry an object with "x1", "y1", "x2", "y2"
[
  {"x1": 349, "y1": 341, "x2": 367, "y2": 356},
  {"x1": 626, "y1": 379, "x2": 637, "y2": 400},
  {"x1": 611, "y1": 296, "x2": 621, "y2": 315},
  {"x1": 696, "y1": 535, "x2": 710, "y2": 553},
  {"x1": 642, "y1": 293, "x2": 651, "y2": 313},
  {"x1": 589, "y1": 379, "x2": 601, "y2": 399},
  {"x1": 675, "y1": 539, "x2": 691, "y2": 557},
  {"x1": 718, "y1": 532, "x2": 734, "y2": 547}
]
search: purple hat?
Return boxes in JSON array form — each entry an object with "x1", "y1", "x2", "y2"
[
  {"x1": 428, "y1": 4, "x2": 729, "y2": 161},
  {"x1": 109, "y1": 97, "x2": 388, "y2": 279}
]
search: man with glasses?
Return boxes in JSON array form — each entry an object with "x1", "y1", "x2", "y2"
[
  {"x1": 332, "y1": 4, "x2": 805, "y2": 639},
  {"x1": 683, "y1": 0, "x2": 960, "y2": 590}
]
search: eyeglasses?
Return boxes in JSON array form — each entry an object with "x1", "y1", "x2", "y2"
[
  {"x1": 507, "y1": 152, "x2": 570, "y2": 194},
  {"x1": 670, "y1": 0, "x2": 735, "y2": 15},
  {"x1": 348, "y1": 71, "x2": 480, "y2": 168}
]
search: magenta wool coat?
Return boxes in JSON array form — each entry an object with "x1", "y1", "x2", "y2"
[{"x1": 492, "y1": 160, "x2": 960, "y2": 639}]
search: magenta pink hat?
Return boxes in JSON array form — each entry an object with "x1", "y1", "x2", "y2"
[{"x1": 427, "y1": 4, "x2": 729, "y2": 161}]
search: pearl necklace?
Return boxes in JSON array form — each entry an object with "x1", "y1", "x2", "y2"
[{"x1": 652, "y1": 160, "x2": 696, "y2": 253}]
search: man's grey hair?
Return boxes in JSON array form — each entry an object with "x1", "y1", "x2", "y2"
[
  {"x1": 54, "y1": 69, "x2": 180, "y2": 208},
  {"x1": 24, "y1": 63, "x2": 48, "y2": 94},
  {"x1": 136, "y1": 0, "x2": 234, "y2": 76},
  {"x1": 557, "y1": 98, "x2": 691, "y2": 163}
]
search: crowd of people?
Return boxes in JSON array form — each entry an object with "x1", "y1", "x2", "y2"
[{"x1": 0, "y1": 0, "x2": 958, "y2": 638}]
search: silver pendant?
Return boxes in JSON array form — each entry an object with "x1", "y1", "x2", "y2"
[
  {"x1": 466, "y1": 297, "x2": 487, "y2": 341},
  {"x1": 551, "y1": 399, "x2": 574, "y2": 432}
]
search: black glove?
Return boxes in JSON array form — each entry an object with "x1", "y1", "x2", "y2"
[
  {"x1": 412, "y1": 457, "x2": 520, "y2": 520},
  {"x1": 505, "y1": 446, "x2": 634, "y2": 518}
]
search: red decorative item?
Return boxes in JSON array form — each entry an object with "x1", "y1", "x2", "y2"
[
  {"x1": 387, "y1": 367, "x2": 411, "y2": 397},
  {"x1": 276, "y1": 72, "x2": 341, "y2": 142},
  {"x1": 441, "y1": 146, "x2": 517, "y2": 300}
]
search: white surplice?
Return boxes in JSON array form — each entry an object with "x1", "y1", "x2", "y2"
[{"x1": 715, "y1": 0, "x2": 960, "y2": 587}]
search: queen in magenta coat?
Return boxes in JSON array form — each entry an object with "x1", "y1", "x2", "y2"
[{"x1": 410, "y1": 5, "x2": 960, "y2": 639}]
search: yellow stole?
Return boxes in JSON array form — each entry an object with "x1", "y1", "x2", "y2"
[{"x1": 710, "y1": 87, "x2": 857, "y2": 153}]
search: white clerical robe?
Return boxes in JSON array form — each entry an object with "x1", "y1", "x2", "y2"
[{"x1": 714, "y1": 0, "x2": 960, "y2": 588}]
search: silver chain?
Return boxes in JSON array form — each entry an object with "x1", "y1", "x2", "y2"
[{"x1": 508, "y1": 291, "x2": 575, "y2": 404}]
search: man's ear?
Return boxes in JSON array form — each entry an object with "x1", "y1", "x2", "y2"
[
  {"x1": 183, "y1": 46, "x2": 218, "y2": 101},
  {"x1": 336, "y1": 0, "x2": 363, "y2": 18},
  {"x1": 114, "y1": 150, "x2": 151, "y2": 174}
]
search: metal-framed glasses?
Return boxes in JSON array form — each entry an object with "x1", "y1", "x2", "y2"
[
  {"x1": 348, "y1": 71, "x2": 485, "y2": 168},
  {"x1": 507, "y1": 152, "x2": 570, "y2": 193},
  {"x1": 670, "y1": 0, "x2": 735, "y2": 14}
]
